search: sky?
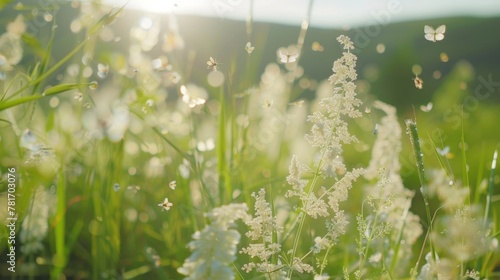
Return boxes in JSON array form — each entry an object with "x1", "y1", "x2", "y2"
[{"x1": 105, "y1": 0, "x2": 500, "y2": 28}]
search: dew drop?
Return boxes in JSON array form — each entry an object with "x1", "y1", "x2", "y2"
[
  {"x1": 207, "y1": 70, "x2": 224, "y2": 87},
  {"x1": 128, "y1": 167, "x2": 137, "y2": 175},
  {"x1": 82, "y1": 52, "x2": 92, "y2": 65},
  {"x1": 376, "y1": 43, "x2": 385, "y2": 54},
  {"x1": 440, "y1": 52, "x2": 449, "y2": 62},
  {"x1": 43, "y1": 12, "x2": 53, "y2": 22},
  {"x1": 49, "y1": 97, "x2": 59, "y2": 108},
  {"x1": 88, "y1": 219, "x2": 102, "y2": 236},
  {"x1": 113, "y1": 183, "x2": 120, "y2": 192},
  {"x1": 70, "y1": 19, "x2": 82, "y2": 33},
  {"x1": 82, "y1": 66, "x2": 93, "y2": 78},
  {"x1": 139, "y1": 17, "x2": 153, "y2": 30}
]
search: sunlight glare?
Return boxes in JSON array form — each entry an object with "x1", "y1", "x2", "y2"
[{"x1": 107, "y1": 0, "x2": 179, "y2": 14}]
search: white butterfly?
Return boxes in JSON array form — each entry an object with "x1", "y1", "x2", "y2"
[
  {"x1": 262, "y1": 99, "x2": 273, "y2": 108},
  {"x1": 207, "y1": 56, "x2": 220, "y2": 71},
  {"x1": 420, "y1": 102, "x2": 433, "y2": 112},
  {"x1": 413, "y1": 76, "x2": 423, "y2": 89},
  {"x1": 437, "y1": 146, "x2": 450, "y2": 157},
  {"x1": 245, "y1": 42, "x2": 255, "y2": 54},
  {"x1": 424, "y1": 25, "x2": 446, "y2": 42},
  {"x1": 97, "y1": 63, "x2": 109, "y2": 79},
  {"x1": 158, "y1": 197, "x2": 173, "y2": 211},
  {"x1": 278, "y1": 49, "x2": 298, "y2": 64}
]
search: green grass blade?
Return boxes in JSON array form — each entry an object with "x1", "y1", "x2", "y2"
[
  {"x1": 217, "y1": 85, "x2": 231, "y2": 203},
  {"x1": 0, "y1": 83, "x2": 89, "y2": 111},
  {"x1": 461, "y1": 109, "x2": 470, "y2": 192},
  {"x1": 1, "y1": 6, "x2": 124, "y2": 108},
  {"x1": 427, "y1": 135, "x2": 452, "y2": 179},
  {"x1": 51, "y1": 166, "x2": 67, "y2": 279},
  {"x1": 88, "y1": 4, "x2": 127, "y2": 36},
  {"x1": 483, "y1": 149, "x2": 498, "y2": 228},
  {"x1": 405, "y1": 119, "x2": 436, "y2": 261}
]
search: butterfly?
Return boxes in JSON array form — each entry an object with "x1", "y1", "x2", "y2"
[
  {"x1": 207, "y1": 57, "x2": 220, "y2": 71},
  {"x1": 413, "y1": 76, "x2": 424, "y2": 89},
  {"x1": 278, "y1": 49, "x2": 298, "y2": 64},
  {"x1": 169, "y1": 181, "x2": 177, "y2": 190},
  {"x1": 420, "y1": 102, "x2": 433, "y2": 112},
  {"x1": 245, "y1": 42, "x2": 255, "y2": 54},
  {"x1": 437, "y1": 146, "x2": 451, "y2": 157},
  {"x1": 424, "y1": 25, "x2": 446, "y2": 42},
  {"x1": 158, "y1": 197, "x2": 173, "y2": 211},
  {"x1": 97, "y1": 63, "x2": 109, "y2": 79},
  {"x1": 312, "y1": 41, "x2": 324, "y2": 52},
  {"x1": 262, "y1": 99, "x2": 273, "y2": 108}
]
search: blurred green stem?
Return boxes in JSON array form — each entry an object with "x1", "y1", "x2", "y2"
[{"x1": 405, "y1": 119, "x2": 436, "y2": 262}]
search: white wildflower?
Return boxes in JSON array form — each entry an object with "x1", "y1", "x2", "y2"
[
  {"x1": 178, "y1": 203, "x2": 249, "y2": 280},
  {"x1": 311, "y1": 236, "x2": 331, "y2": 254},
  {"x1": 427, "y1": 169, "x2": 468, "y2": 211},
  {"x1": 285, "y1": 155, "x2": 309, "y2": 197},
  {"x1": 433, "y1": 206, "x2": 488, "y2": 263},
  {"x1": 280, "y1": 35, "x2": 363, "y2": 274},
  {"x1": 314, "y1": 274, "x2": 330, "y2": 280},
  {"x1": 241, "y1": 189, "x2": 284, "y2": 275},
  {"x1": 364, "y1": 101, "x2": 401, "y2": 179},
  {"x1": 336, "y1": 35, "x2": 354, "y2": 50},
  {"x1": 362, "y1": 101, "x2": 422, "y2": 275},
  {"x1": 244, "y1": 188, "x2": 283, "y2": 242},
  {"x1": 291, "y1": 257, "x2": 314, "y2": 273}
]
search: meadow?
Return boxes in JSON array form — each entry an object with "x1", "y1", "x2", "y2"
[{"x1": 1, "y1": 0, "x2": 500, "y2": 279}]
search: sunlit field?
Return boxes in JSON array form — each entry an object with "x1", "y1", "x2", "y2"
[{"x1": 1, "y1": 0, "x2": 500, "y2": 279}]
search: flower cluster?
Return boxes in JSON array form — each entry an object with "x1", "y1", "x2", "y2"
[
  {"x1": 360, "y1": 101, "x2": 422, "y2": 276},
  {"x1": 289, "y1": 34, "x2": 363, "y2": 231},
  {"x1": 261, "y1": 35, "x2": 364, "y2": 278},
  {"x1": 240, "y1": 189, "x2": 288, "y2": 278},
  {"x1": 178, "y1": 203, "x2": 250, "y2": 280}
]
